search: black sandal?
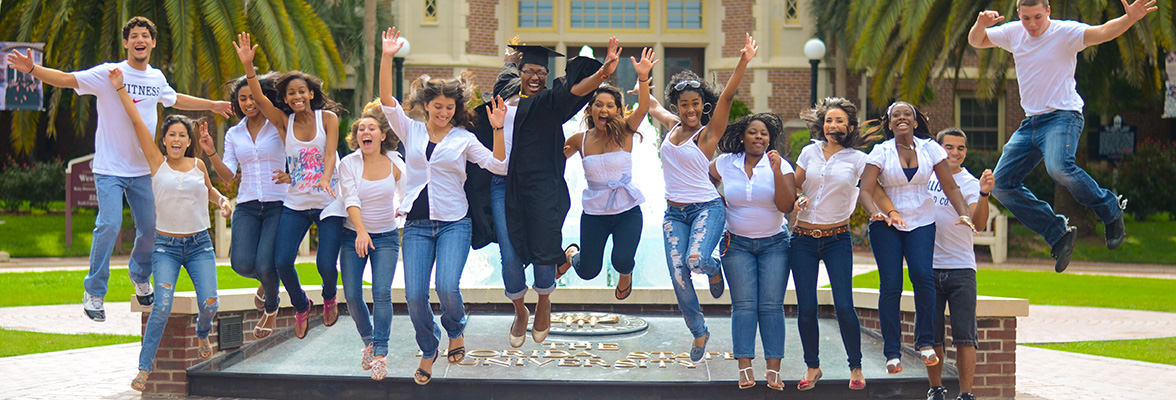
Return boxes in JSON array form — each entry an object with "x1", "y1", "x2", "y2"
[
  {"x1": 615, "y1": 274, "x2": 632, "y2": 300},
  {"x1": 415, "y1": 350, "x2": 439, "y2": 385},
  {"x1": 556, "y1": 244, "x2": 579, "y2": 279},
  {"x1": 447, "y1": 346, "x2": 466, "y2": 364}
]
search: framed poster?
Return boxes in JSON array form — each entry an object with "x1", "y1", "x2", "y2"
[{"x1": 1, "y1": 42, "x2": 45, "y2": 111}]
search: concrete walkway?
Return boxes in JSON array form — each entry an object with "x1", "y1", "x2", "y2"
[{"x1": 1, "y1": 257, "x2": 1173, "y2": 399}]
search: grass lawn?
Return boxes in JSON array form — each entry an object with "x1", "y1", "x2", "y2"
[
  {"x1": 1007, "y1": 220, "x2": 1176, "y2": 265},
  {"x1": 1025, "y1": 336, "x2": 1176, "y2": 366},
  {"x1": 0, "y1": 328, "x2": 139, "y2": 358},
  {"x1": 0, "y1": 263, "x2": 324, "y2": 307},
  {"x1": 0, "y1": 211, "x2": 133, "y2": 258},
  {"x1": 850, "y1": 269, "x2": 1176, "y2": 313}
]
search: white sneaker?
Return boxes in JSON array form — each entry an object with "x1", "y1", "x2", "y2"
[
  {"x1": 132, "y1": 279, "x2": 154, "y2": 306},
  {"x1": 83, "y1": 292, "x2": 106, "y2": 322}
]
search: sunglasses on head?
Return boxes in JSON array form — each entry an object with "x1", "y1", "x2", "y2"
[{"x1": 673, "y1": 80, "x2": 701, "y2": 91}]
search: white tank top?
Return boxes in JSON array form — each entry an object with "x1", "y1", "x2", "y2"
[
  {"x1": 283, "y1": 110, "x2": 339, "y2": 211},
  {"x1": 580, "y1": 132, "x2": 644, "y2": 215},
  {"x1": 152, "y1": 160, "x2": 210, "y2": 235},
  {"x1": 660, "y1": 123, "x2": 720, "y2": 203}
]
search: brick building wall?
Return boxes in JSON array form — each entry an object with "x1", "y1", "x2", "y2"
[
  {"x1": 721, "y1": 0, "x2": 755, "y2": 58},
  {"x1": 768, "y1": 70, "x2": 813, "y2": 123},
  {"x1": 466, "y1": 0, "x2": 500, "y2": 56},
  {"x1": 712, "y1": 70, "x2": 754, "y2": 113}
]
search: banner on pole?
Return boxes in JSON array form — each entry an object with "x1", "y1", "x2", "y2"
[
  {"x1": 1165, "y1": 50, "x2": 1176, "y2": 118},
  {"x1": 1, "y1": 42, "x2": 45, "y2": 111}
]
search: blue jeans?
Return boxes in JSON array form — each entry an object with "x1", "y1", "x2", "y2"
[
  {"x1": 992, "y1": 110, "x2": 1123, "y2": 246},
  {"x1": 230, "y1": 200, "x2": 283, "y2": 313},
  {"x1": 403, "y1": 217, "x2": 471, "y2": 355},
  {"x1": 340, "y1": 228, "x2": 400, "y2": 357},
  {"x1": 493, "y1": 176, "x2": 555, "y2": 300},
  {"x1": 662, "y1": 198, "x2": 725, "y2": 339},
  {"x1": 790, "y1": 232, "x2": 863, "y2": 369},
  {"x1": 869, "y1": 222, "x2": 936, "y2": 359},
  {"x1": 139, "y1": 231, "x2": 218, "y2": 372},
  {"x1": 87, "y1": 173, "x2": 155, "y2": 298},
  {"x1": 721, "y1": 231, "x2": 789, "y2": 359},
  {"x1": 273, "y1": 207, "x2": 343, "y2": 312}
]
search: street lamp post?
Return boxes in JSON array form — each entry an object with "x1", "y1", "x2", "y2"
[
  {"x1": 394, "y1": 37, "x2": 412, "y2": 100},
  {"x1": 804, "y1": 38, "x2": 826, "y2": 107}
]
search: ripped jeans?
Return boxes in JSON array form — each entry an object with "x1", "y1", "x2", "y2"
[
  {"x1": 662, "y1": 198, "x2": 726, "y2": 339},
  {"x1": 139, "y1": 231, "x2": 219, "y2": 372}
]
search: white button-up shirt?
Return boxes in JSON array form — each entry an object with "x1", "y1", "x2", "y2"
[
  {"x1": 865, "y1": 137, "x2": 948, "y2": 231},
  {"x1": 795, "y1": 141, "x2": 867, "y2": 225},
  {"x1": 337, "y1": 150, "x2": 407, "y2": 234},
  {"x1": 716, "y1": 152, "x2": 795, "y2": 239},
  {"x1": 382, "y1": 104, "x2": 507, "y2": 222},
  {"x1": 222, "y1": 117, "x2": 288, "y2": 203}
]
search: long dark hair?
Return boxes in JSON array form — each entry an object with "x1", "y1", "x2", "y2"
[
  {"x1": 664, "y1": 70, "x2": 720, "y2": 127},
  {"x1": 863, "y1": 100, "x2": 932, "y2": 141},
  {"x1": 159, "y1": 114, "x2": 197, "y2": 158},
  {"x1": 799, "y1": 97, "x2": 871, "y2": 149},
  {"x1": 274, "y1": 71, "x2": 343, "y2": 115},
  {"x1": 717, "y1": 112, "x2": 786, "y2": 157},
  {"x1": 404, "y1": 70, "x2": 478, "y2": 131},
  {"x1": 583, "y1": 85, "x2": 643, "y2": 148},
  {"x1": 227, "y1": 72, "x2": 279, "y2": 119}
]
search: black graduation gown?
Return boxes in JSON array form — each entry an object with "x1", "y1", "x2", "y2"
[
  {"x1": 465, "y1": 57, "x2": 602, "y2": 265},
  {"x1": 465, "y1": 63, "x2": 521, "y2": 249}
]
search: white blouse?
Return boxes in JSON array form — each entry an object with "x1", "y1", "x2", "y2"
[
  {"x1": 222, "y1": 117, "x2": 287, "y2": 203},
  {"x1": 864, "y1": 137, "x2": 948, "y2": 231},
  {"x1": 795, "y1": 141, "x2": 867, "y2": 225},
  {"x1": 661, "y1": 124, "x2": 721, "y2": 204},
  {"x1": 382, "y1": 104, "x2": 507, "y2": 222},
  {"x1": 716, "y1": 152, "x2": 795, "y2": 239},
  {"x1": 152, "y1": 161, "x2": 210, "y2": 235},
  {"x1": 337, "y1": 151, "x2": 407, "y2": 235}
]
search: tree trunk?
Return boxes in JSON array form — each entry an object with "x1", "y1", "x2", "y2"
[
  {"x1": 834, "y1": 38, "x2": 847, "y2": 97},
  {"x1": 361, "y1": 0, "x2": 377, "y2": 102}
]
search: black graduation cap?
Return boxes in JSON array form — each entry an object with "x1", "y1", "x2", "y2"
[{"x1": 509, "y1": 45, "x2": 563, "y2": 70}]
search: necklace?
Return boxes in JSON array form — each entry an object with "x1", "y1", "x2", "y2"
[{"x1": 896, "y1": 141, "x2": 915, "y2": 151}]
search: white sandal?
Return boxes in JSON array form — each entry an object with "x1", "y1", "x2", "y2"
[
  {"x1": 738, "y1": 367, "x2": 755, "y2": 389},
  {"x1": 886, "y1": 357, "x2": 903, "y2": 374},
  {"x1": 920, "y1": 348, "x2": 940, "y2": 366},
  {"x1": 253, "y1": 310, "x2": 277, "y2": 339}
]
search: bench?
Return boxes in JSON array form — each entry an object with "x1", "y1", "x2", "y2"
[{"x1": 973, "y1": 201, "x2": 1008, "y2": 264}]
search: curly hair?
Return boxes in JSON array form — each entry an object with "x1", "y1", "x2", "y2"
[
  {"x1": 717, "y1": 112, "x2": 787, "y2": 157},
  {"x1": 159, "y1": 114, "x2": 198, "y2": 158},
  {"x1": 863, "y1": 101, "x2": 932, "y2": 141},
  {"x1": 274, "y1": 71, "x2": 343, "y2": 115},
  {"x1": 227, "y1": 72, "x2": 279, "y2": 119},
  {"x1": 664, "y1": 70, "x2": 720, "y2": 127},
  {"x1": 122, "y1": 16, "x2": 157, "y2": 40},
  {"x1": 799, "y1": 97, "x2": 871, "y2": 149},
  {"x1": 582, "y1": 85, "x2": 643, "y2": 148},
  {"x1": 346, "y1": 99, "x2": 400, "y2": 154},
  {"x1": 404, "y1": 71, "x2": 478, "y2": 131}
]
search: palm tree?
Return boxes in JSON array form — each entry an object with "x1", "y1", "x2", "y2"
[
  {"x1": 0, "y1": 0, "x2": 346, "y2": 155},
  {"x1": 306, "y1": 0, "x2": 395, "y2": 112},
  {"x1": 809, "y1": 0, "x2": 855, "y2": 97}
]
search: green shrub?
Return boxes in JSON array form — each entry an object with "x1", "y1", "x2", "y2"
[
  {"x1": 787, "y1": 129, "x2": 812, "y2": 163},
  {"x1": 1115, "y1": 138, "x2": 1176, "y2": 219},
  {"x1": 0, "y1": 157, "x2": 65, "y2": 212},
  {"x1": 729, "y1": 98, "x2": 751, "y2": 122}
]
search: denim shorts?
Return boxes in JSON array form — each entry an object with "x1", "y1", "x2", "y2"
[{"x1": 933, "y1": 268, "x2": 978, "y2": 347}]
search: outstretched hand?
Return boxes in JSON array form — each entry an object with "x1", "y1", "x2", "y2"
[
  {"x1": 630, "y1": 47, "x2": 658, "y2": 81},
  {"x1": 1123, "y1": 0, "x2": 1158, "y2": 22},
  {"x1": 6, "y1": 49, "x2": 35, "y2": 74},
  {"x1": 486, "y1": 96, "x2": 508, "y2": 129},
  {"x1": 381, "y1": 27, "x2": 404, "y2": 57},
  {"x1": 234, "y1": 33, "x2": 258, "y2": 66},
  {"x1": 601, "y1": 37, "x2": 622, "y2": 77},
  {"x1": 108, "y1": 68, "x2": 124, "y2": 89},
  {"x1": 976, "y1": 10, "x2": 1004, "y2": 27},
  {"x1": 740, "y1": 33, "x2": 758, "y2": 63}
]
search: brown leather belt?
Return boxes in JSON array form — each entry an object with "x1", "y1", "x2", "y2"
[{"x1": 792, "y1": 225, "x2": 850, "y2": 239}]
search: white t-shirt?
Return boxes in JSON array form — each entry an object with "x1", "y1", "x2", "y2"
[
  {"x1": 865, "y1": 137, "x2": 948, "y2": 231},
  {"x1": 73, "y1": 61, "x2": 177, "y2": 177},
  {"x1": 716, "y1": 152, "x2": 795, "y2": 239},
  {"x1": 795, "y1": 141, "x2": 868, "y2": 225},
  {"x1": 987, "y1": 19, "x2": 1089, "y2": 116},
  {"x1": 930, "y1": 169, "x2": 981, "y2": 270}
]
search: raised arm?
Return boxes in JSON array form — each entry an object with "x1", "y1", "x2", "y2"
[
  {"x1": 109, "y1": 68, "x2": 164, "y2": 174},
  {"x1": 972, "y1": 169, "x2": 995, "y2": 227},
  {"x1": 378, "y1": 27, "x2": 406, "y2": 110},
  {"x1": 625, "y1": 48, "x2": 657, "y2": 133},
  {"x1": 643, "y1": 87, "x2": 679, "y2": 129},
  {"x1": 6, "y1": 49, "x2": 78, "y2": 88},
  {"x1": 570, "y1": 37, "x2": 621, "y2": 97},
  {"x1": 1084, "y1": 0, "x2": 1157, "y2": 46},
  {"x1": 699, "y1": 34, "x2": 757, "y2": 156},
  {"x1": 768, "y1": 150, "x2": 796, "y2": 214},
  {"x1": 235, "y1": 33, "x2": 288, "y2": 133},
  {"x1": 485, "y1": 95, "x2": 509, "y2": 161},
  {"x1": 198, "y1": 128, "x2": 236, "y2": 181},
  {"x1": 174, "y1": 94, "x2": 232, "y2": 119},
  {"x1": 933, "y1": 161, "x2": 976, "y2": 232},
  {"x1": 968, "y1": 11, "x2": 1005, "y2": 49}
]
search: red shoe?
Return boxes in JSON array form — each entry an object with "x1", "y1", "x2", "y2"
[
  {"x1": 295, "y1": 300, "x2": 313, "y2": 339},
  {"x1": 323, "y1": 297, "x2": 339, "y2": 327}
]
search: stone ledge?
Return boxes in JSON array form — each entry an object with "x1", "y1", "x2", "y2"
[{"x1": 135, "y1": 286, "x2": 1029, "y2": 318}]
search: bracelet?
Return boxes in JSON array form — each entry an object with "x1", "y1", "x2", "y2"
[
  {"x1": 27, "y1": 64, "x2": 35, "y2": 74},
  {"x1": 246, "y1": 74, "x2": 257, "y2": 80},
  {"x1": 208, "y1": 152, "x2": 218, "y2": 158},
  {"x1": 492, "y1": 126, "x2": 504, "y2": 130},
  {"x1": 979, "y1": 190, "x2": 989, "y2": 197},
  {"x1": 886, "y1": 209, "x2": 899, "y2": 217},
  {"x1": 116, "y1": 85, "x2": 126, "y2": 92},
  {"x1": 797, "y1": 193, "x2": 808, "y2": 198},
  {"x1": 958, "y1": 215, "x2": 971, "y2": 221},
  {"x1": 598, "y1": 69, "x2": 609, "y2": 80}
]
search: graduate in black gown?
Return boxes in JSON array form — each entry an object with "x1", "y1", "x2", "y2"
[{"x1": 467, "y1": 39, "x2": 620, "y2": 346}]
